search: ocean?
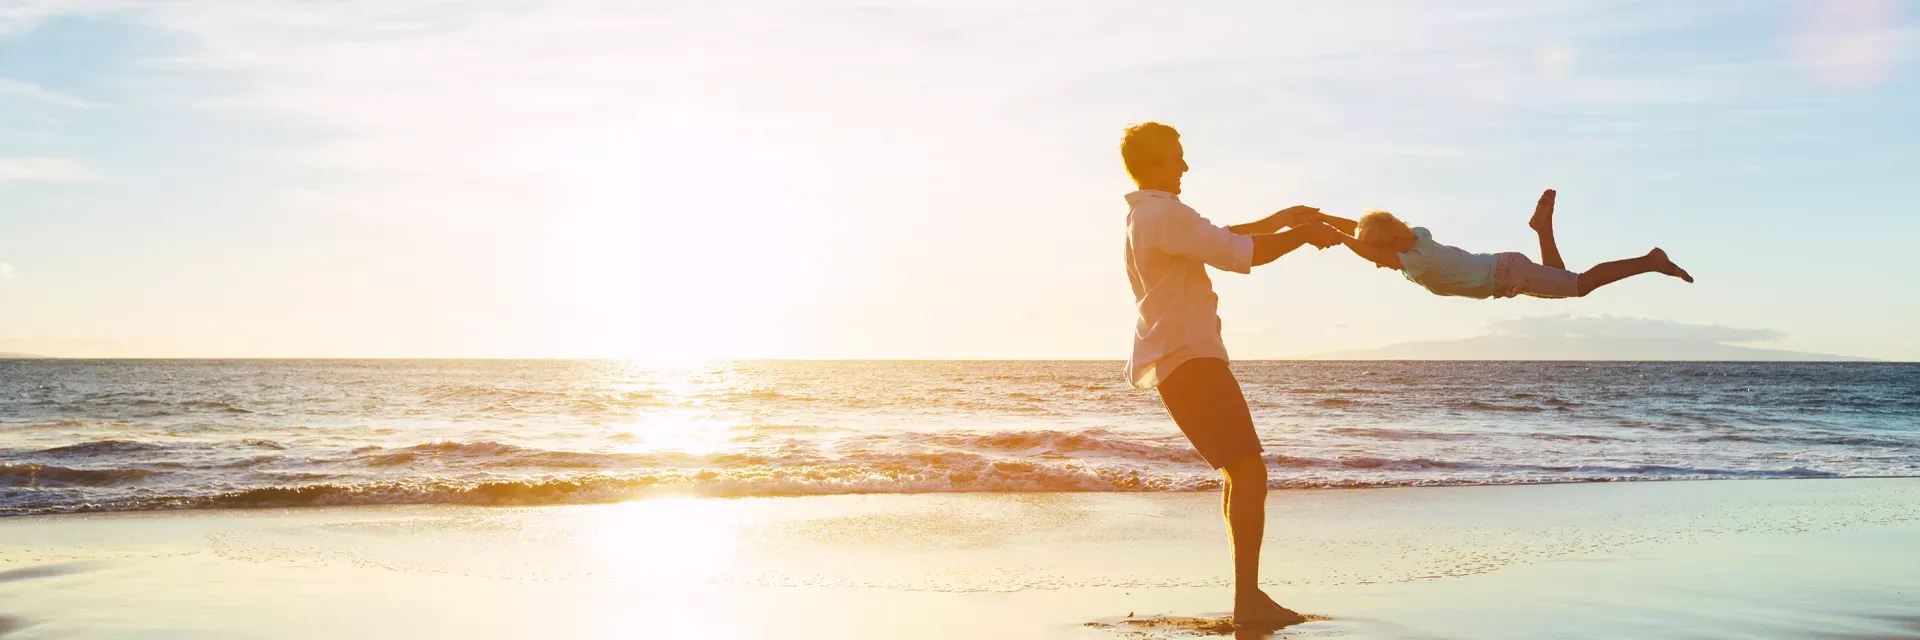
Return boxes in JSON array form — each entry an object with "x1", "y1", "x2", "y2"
[{"x1": 2, "y1": 360, "x2": 1916, "y2": 516}]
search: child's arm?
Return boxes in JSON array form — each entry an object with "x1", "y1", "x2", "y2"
[
  {"x1": 1338, "y1": 236, "x2": 1404, "y2": 270},
  {"x1": 1312, "y1": 212, "x2": 1359, "y2": 235}
]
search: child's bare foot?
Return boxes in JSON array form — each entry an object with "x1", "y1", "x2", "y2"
[
  {"x1": 1649, "y1": 248, "x2": 1693, "y2": 283},
  {"x1": 1529, "y1": 189, "x2": 1556, "y2": 234},
  {"x1": 1233, "y1": 589, "x2": 1307, "y2": 629}
]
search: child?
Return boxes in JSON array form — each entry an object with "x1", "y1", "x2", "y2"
[{"x1": 1319, "y1": 189, "x2": 1692, "y2": 299}]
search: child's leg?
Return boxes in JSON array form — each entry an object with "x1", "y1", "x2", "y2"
[
  {"x1": 1528, "y1": 189, "x2": 1565, "y2": 270},
  {"x1": 1575, "y1": 248, "x2": 1693, "y2": 296}
]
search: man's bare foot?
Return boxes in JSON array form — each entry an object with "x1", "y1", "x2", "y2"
[
  {"x1": 1233, "y1": 589, "x2": 1307, "y2": 629},
  {"x1": 1529, "y1": 189, "x2": 1556, "y2": 234},
  {"x1": 1649, "y1": 248, "x2": 1693, "y2": 283}
]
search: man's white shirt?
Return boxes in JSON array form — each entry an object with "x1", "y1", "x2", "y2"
[{"x1": 1123, "y1": 189, "x2": 1253, "y2": 389}]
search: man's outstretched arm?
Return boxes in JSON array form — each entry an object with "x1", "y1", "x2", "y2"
[
  {"x1": 1228, "y1": 205, "x2": 1321, "y2": 236},
  {"x1": 1146, "y1": 205, "x2": 1339, "y2": 274},
  {"x1": 1310, "y1": 212, "x2": 1359, "y2": 235},
  {"x1": 1251, "y1": 222, "x2": 1343, "y2": 267}
]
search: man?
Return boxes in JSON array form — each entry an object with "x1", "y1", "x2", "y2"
[{"x1": 1120, "y1": 121, "x2": 1343, "y2": 627}]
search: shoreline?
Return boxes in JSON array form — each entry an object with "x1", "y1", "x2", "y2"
[
  {"x1": 9, "y1": 473, "x2": 1920, "y2": 519},
  {"x1": 4, "y1": 478, "x2": 1920, "y2": 638}
]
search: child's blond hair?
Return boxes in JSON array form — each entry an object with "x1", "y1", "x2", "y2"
[{"x1": 1356, "y1": 210, "x2": 1413, "y2": 247}]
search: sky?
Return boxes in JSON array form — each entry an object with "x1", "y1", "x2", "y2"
[{"x1": 0, "y1": 0, "x2": 1916, "y2": 360}]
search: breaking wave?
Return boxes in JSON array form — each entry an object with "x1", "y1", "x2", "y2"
[{"x1": 4, "y1": 359, "x2": 1918, "y2": 516}]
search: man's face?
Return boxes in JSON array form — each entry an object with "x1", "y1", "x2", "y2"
[{"x1": 1161, "y1": 140, "x2": 1189, "y2": 194}]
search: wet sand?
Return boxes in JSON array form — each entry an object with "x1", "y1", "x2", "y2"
[{"x1": 2, "y1": 479, "x2": 1919, "y2": 639}]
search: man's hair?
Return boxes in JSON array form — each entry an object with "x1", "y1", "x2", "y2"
[
  {"x1": 1356, "y1": 210, "x2": 1412, "y2": 246},
  {"x1": 1120, "y1": 122, "x2": 1180, "y2": 184}
]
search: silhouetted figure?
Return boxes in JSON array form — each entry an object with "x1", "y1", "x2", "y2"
[{"x1": 1119, "y1": 121, "x2": 1345, "y2": 628}]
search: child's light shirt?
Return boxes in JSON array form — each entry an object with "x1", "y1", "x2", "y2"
[{"x1": 1398, "y1": 227, "x2": 1500, "y2": 299}]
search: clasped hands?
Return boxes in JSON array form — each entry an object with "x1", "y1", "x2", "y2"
[{"x1": 1259, "y1": 205, "x2": 1347, "y2": 249}]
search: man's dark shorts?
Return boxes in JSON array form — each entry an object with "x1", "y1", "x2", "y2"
[{"x1": 1155, "y1": 357, "x2": 1263, "y2": 469}]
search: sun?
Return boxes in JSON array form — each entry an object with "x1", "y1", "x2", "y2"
[{"x1": 529, "y1": 119, "x2": 828, "y2": 359}]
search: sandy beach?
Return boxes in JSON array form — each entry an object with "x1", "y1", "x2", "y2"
[
  {"x1": 2, "y1": 478, "x2": 1917, "y2": 639},
  {"x1": 6, "y1": 0, "x2": 1916, "y2": 637}
]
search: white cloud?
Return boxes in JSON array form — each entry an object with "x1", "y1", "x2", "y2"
[
  {"x1": 0, "y1": 263, "x2": 15, "y2": 280},
  {"x1": 1488, "y1": 314, "x2": 1784, "y2": 343},
  {"x1": 1782, "y1": 0, "x2": 1916, "y2": 90},
  {"x1": 0, "y1": 77, "x2": 98, "y2": 109},
  {"x1": 7, "y1": 0, "x2": 1892, "y2": 359},
  {"x1": 0, "y1": 0, "x2": 123, "y2": 35},
  {"x1": 28, "y1": 0, "x2": 1785, "y2": 229},
  {"x1": 0, "y1": 157, "x2": 95, "y2": 182}
]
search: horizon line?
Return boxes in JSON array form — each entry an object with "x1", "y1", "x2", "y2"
[{"x1": 0, "y1": 356, "x2": 1906, "y2": 363}]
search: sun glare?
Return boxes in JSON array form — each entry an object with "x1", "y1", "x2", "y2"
[
  {"x1": 575, "y1": 498, "x2": 750, "y2": 639},
  {"x1": 579, "y1": 498, "x2": 745, "y2": 586},
  {"x1": 616, "y1": 407, "x2": 739, "y2": 457},
  {"x1": 609, "y1": 360, "x2": 741, "y2": 456},
  {"x1": 532, "y1": 120, "x2": 828, "y2": 360}
]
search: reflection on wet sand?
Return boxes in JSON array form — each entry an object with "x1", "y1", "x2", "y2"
[
  {"x1": 0, "y1": 562, "x2": 97, "y2": 638},
  {"x1": 1, "y1": 481, "x2": 1918, "y2": 639},
  {"x1": 0, "y1": 561, "x2": 93, "y2": 584},
  {"x1": 1083, "y1": 613, "x2": 1336, "y2": 638}
]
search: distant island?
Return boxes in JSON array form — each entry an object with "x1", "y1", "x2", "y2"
[
  {"x1": 1302, "y1": 315, "x2": 1876, "y2": 362},
  {"x1": 0, "y1": 353, "x2": 49, "y2": 359}
]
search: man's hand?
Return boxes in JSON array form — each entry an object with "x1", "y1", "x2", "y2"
[
  {"x1": 1268, "y1": 205, "x2": 1321, "y2": 231},
  {"x1": 1249, "y1": 220, "x2": 1345, "y2": 266},
  {"x1": 1233, "y1": 205, "x2": 1321, "y2": 236},
  {"x1": 1297, "y1": 221, "x2": 1346, "y2": 249}
]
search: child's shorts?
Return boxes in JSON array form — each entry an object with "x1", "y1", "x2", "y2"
[{"x1": 1493, "y1": 252, "x2": 1579, "y2": 298}]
